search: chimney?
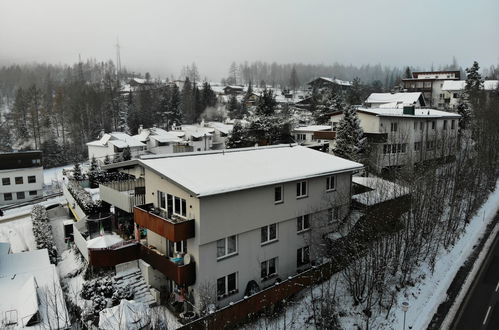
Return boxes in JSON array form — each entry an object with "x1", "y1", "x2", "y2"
[{"x1": 138, "y1": 125, "x2": 143, "y2": 134}]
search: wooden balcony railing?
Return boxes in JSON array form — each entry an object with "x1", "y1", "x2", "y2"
[
  {"x1": 88, "y1": 241, "x2": 196, "y2": 286},
  {"x1": 134, "y1": 204, "x2": 195, "y2": 242}
]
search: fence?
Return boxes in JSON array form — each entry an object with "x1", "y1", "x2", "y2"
[{"x1": 181, "y1": 261, "x2": 339, "y2": 330}]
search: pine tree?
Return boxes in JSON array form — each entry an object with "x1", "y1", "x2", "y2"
[
  {"x1": 334, "y1": 106, "x2": 366, "y2": 161},
  {"x1": 122, "y1": 146, "x2": 132, "y2": 161},
  {"x1": 347, "y1": 78, "x2": 364, "y2": 105},
  {"x1": 314, "y1": 91, "x2": 345, "y2": 124},
  {"x1": 404, "y1": 67, "x2": 412, "y2": 79},
  {"x1": 73, "y1": 163, "x2": 84, "y2": 181},
  {"x1": 104, "y1": 155, "x2": 111, "y2": 165},
  {"x1": 255, "y1": 89, "x2": 277, "y2": 116},
  {"x1": 226, "y1": 121, "x2": 252, "y2": 149},
  {"x1": 169, "y1": 84, "x2": 182, "y2": 126},
  {"x1": 88, "y1": 156, "x2": 102, "y2": 188},
  {"x1": 181, "y1": 77, "x2": 194, "y2": 123}
]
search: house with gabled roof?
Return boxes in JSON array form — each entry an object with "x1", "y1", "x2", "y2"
[{"x1": 87, "y1": 132, "x2": 146, "y2": 163}]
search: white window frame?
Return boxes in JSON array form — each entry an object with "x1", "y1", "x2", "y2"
[
  {"x1": 326, "y1": 175, "x2": 336, "y2": 192},
  {"x1": 297, "y1": 214, "x2": 310, "y2": 233},
  {"x1": 261, "y1": 223, "x2": 278, "y2": 245},
  {"x1": 296, "y1": 181, "x2": 308, "y2": 198},
  {"x1": 297, "y1": 246, "x2": 310, "y2": 267},
  {"x1": 217, "y1": 272, "x2": 238, "y2": 299},
  {"x1": 261, "y1": 257, "x2": 278, "y2": 280},
  {"x1": 216, "y1": 235, "x2": 238, "y2": 260},
  {"x1": 173, "y1": 196, "x2": 187, "y2": 218},
  {"x1": 274, "y1": 185, "x2": 283, "y2": 204}
]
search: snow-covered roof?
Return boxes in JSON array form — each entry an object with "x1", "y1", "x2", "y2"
[
  {"x1": 181, "y1": 125, "x2": 214, "y2": 138},
  {"x1": 366, "y1": 92, "x2": 422, "y2": 105},
  {"x1": 87, "y1": 234, "x2": 123, "y2": 249},
  {"x1": 134, "y1": 128, "x2": 184, "y2": 143},
  {"x1": 441, "y1": 80, "x2": 498, "y2": 91},
  {"x1": 87, "y1": 132, "x2": 145, "y2": 148},
  {"x1": 353, "y1": 176, "x2": 409, "y2": 206},
  {"x1": 207, "y1": 122, "x2": 234, "y2": 135},
  {"x1": 99, "y1": 300, "x2": 150, "y2": 330},
  {"x1": 0, "y1": 242, "x2": 10, "y2": 255},
  {"x1": 139, "y1": 145, "x2": 363, "y2": 197},
  {"x1": 310, "y1": 77, "x2": 353, "y2": 86},
  {"x1": 355, "y1": 107, "x2": 461, "y2": 119},
  {"x1": 110, "y1": 132, "x2": 145, "y2": 148},
  {"x1": 293, "y1": 125, "x2": 331, "y2": 132},
  {"x1": 0, "y1": 249, "x2": 69, "y2": 329}
]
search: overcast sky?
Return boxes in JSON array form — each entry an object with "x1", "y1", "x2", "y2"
[{"x1": 1, "y1": 0, "x2": 497, "y2": 80}]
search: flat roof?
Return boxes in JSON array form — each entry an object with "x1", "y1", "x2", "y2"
[
  {"x1": 365, "y1": 92, "x2": 422, "y2": 104},
  {"x1": 293, "y1": 125, "x2": 332, "y2": 132},
  {"x1": 351, "y1": 107, "x2": 461, "y2": 119},
  {"x1": 139, "y1": 145, "x2": 363, "y2": 197}
]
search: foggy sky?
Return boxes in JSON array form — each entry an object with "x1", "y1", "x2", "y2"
[{"x1": 1, "y1": 0, "x2": 498, "y2": 81}]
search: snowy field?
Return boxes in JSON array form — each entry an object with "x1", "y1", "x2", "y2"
[{"x1": 244, "y1": 179, "x2": 499, "y2": 330}]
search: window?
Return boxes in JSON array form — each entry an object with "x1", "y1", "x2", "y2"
[
  {"x1": 32, "y1": 159, "x2": 41, "y2": 165},
  {"x1": 296, "y1": 181, "x2": 307, "y2": 198},
  {"x1": 328, "y1": 207, "x2": 340, "y2": 223},
  {"x1": 414, "y1": 121, "x2": 417, "y2": 130},
  {"x1": 390, "y1": 122, "x2": 398, "y2": 132},
  {"x1": 414, "y1": 142, "x2": 421, "y2": 151},
  {"x1": 383, "y1": 144, "x2": 407, "y2": 154},
  {"x1": 451, "y1": 120, "x2": 455, "y2": 129},
  {"x1": 297, "y1": 246, "x2": 310, "y2": 267},
  {"x1": 29, "y1": 191, "x2": 37, "y2": 196},
  {"x1": 453, "y1": 93, "x2": 459, "y2": 98},
  {"x1": 2, "y1": 178, "x2": 10, "y2": 186},
  {"x1": 297, "y1": 215, "x2": 310, "y2": 232},
  {"x1": 28, "y1": 176, "x2": 36, "y2": 183},
  {"x1": 443, "y1": 120, "x2": 447, "y2": 130},
  {"x1": 158, "y1": 191, "x2": 166, "y2": 209},
  {"x1": 173, "y1": 196, "x2": 187, "y2": 217},
  {"x1": 426, "y1": 140, "x2": 436, "y2": 150},
  {"x1": 274, "y1": 185, "x2": 283, "y2": 204},
  {"x1": 168, "y1": 240, "x2": 187, "y2": 258},
  {"x1": 261, "y1": 223, "x2": 278, "y2": 244},
  {"x1": 326, "y1": 175, "x2": 336, "y2": 191},
  {"x1": 15, "y1": 177, "x2": 23, "y2": 185},
  {"x1": 217, "y1": 235, "x2": 238, "y2": 259},
  {"x1": 4, "y1": 193, "x2": 12, "y2": 201},
  {"x1": 17, "y1": 192, "x2": 25, "y2": 200},
  {"x1": 431, "y1": 121, "x2": 436, "y2": 129},
  {"x1": 261, "y1": 257, "x2": 278, "y2": 279},
  {"x1": 217, "y1": 272, "x2": 237, "y2": 298}
]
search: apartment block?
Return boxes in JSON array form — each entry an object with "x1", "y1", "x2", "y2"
[
  {"x1": 103, "y1": 145, "x2": 362, "y2": 309},
  {"x1": 0, "y1": 151, "x2": 43, "y2": 205}
]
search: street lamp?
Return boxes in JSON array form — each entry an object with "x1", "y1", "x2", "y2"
[{"x1": 401, "y1": 301, "x2": 410, "y2": 330}]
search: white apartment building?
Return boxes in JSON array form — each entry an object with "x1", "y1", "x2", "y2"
[
  {"x1": 330, "y1": 107, "x2": 461, "y2": 172},
  {"x1": 104, "y1": 145, "x2": 362, "y2": 309},
  {"x1": 86, "y1": 132, "x2": 146, "y2": 163},
  {"x1": 174, "y1": 125, "x2": 214, "y2": 152},
  {"x1": 0, "y1": 151, "x2": 44, "y2": 206},
  {"x1": 133, "y1": 126, "x2": 186, "y2": 155},
  {"x1": 441, "y1": 80, "x2": 498, "y2": 110}
]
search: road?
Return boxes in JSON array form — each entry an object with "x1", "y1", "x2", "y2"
[{"x1": 453, "y1": 222, "x2": 499, "y2": 330}]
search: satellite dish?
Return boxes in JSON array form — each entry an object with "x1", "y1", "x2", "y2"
[{"x1": 183, "y1": 254, "x2": 191, "y2": 265}]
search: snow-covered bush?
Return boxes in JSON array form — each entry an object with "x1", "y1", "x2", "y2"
[
  {"x1": 31, "y1": 205, "x2": 58, "y2": 264},
  {"x1": 66, "y1": 179, "x2": 105, "y2": 215}
]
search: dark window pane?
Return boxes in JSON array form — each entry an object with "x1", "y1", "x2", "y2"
[
  {"x1": 28, "y1": 176, "x2": 36, "y2": 183},
  {"x1": 227, "y1": 236, "x2": 236, "y2": 254},
  {"x1": 304, "y1": 215, "x2": 310, "y2": 229},
  {"x1": 181, "y1": 199, "x2": 186, "y2": 217},
  {"x1": 269, "y1": 224, "x2": 276, "y2": 240},
  {"x1": 297, "y1": 217, "x2": 302, "y2": 231},
  {"x1": 217, "y1": 277, "x2": 226, "y2": 296},
  {"x1": 297, "y1": 248, "x2": 302, "y2": 266},
  {"x1": 4, "y1": 193, "x2": 12, "y2": 201},
  {"x1": 261, "y1": 261, "x2": 267, "y2": 278},
  {"x1": 261, "y1": 226, "x2": 268, "y2": 243},
  {"x1": 269, "y1": 258, "x2": 276, "y2": 275},
  {"x1": 304, "y1": 246, "x2": 310, "y2": 263},
  {"x1": 217, "y1": 239, "x2": 225, "y2": 258},
  {"x1": 174, "y1": 197, "x2": 180, "y2": 214},
  {"x1": 15, "y1": 177, "x2": 23, "y2": 184},
  {"x1": 274, "y1": 186, "x2": 282, "y2": 202},
  {"x1": 167, "y1": 194, "x2": 173, "y2": 215},
  {"x1": 296, "y1": 182, "x2": 300, "y2": 196},
  {"x1": 29, "y1": 190, "x2": 37, "y2": 196},
  {"x1": 17, "y1": 192, "x2": 25, "y2": 199},
  {"x1": 227, "y1": 273, "x2": 236, "y2": 291},
  {"x1": 2, "y1": 178, "x2": 10, "y2": 186}
]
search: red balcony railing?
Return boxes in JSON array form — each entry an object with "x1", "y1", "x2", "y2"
[{"x1": 134, "y1": 204, "x2": 195, "y2": 242}]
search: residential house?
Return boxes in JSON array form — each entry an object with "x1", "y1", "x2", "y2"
[
  {"x1": 365, "y1": 92, "x2": 426, "y2": 108},
  {"x1": 402, "y1": 70, "x2": 461, "y2": 108},
  {"x1": 87, "y1": 132, "x2": 146, "y2": 163},
  {"x1": 308, "y1": 77, "x2": 352, "y2": 93},
  {"x1": 175, "y1": 125, "x2": 214, "y2": 152},
  {"x1": 223, "y1": 85, "x2": 244, "y2": 95},
  {"x1": 102, "y1": 145, "x2": 363, "y2": 310},
  {"x1": 206, "y1": 122, "x2": 233, "y2": 150},
  {"x1": 441, "y1": 80, "x2": 498, "y2": 110},
  {"x1": 330, "y1": 106, "x2": 461, "y2": 173},
  {"x1": 0, "y1": 247, "x2": 69, "y2": 329},
  {"x1": 292, "y1": 125, "x2": 336, "y2": 151},
  {"x1": 133, "y1": 126, "x2": 187, "y2": 155},
  {"x1": 0, "y1": 151, "x2": 43, "y2": 205}
]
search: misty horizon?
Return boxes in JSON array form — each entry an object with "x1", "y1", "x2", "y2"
[{"x1": 1, "y1": 0, "x2": 498, "y2": 81}]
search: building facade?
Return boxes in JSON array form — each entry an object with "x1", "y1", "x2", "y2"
[
  {"x1": 0, "y1": 151, "x2": 43, "y2": 205},
  {"x1": 402, "y1": 71, "x2": 461, "y2": 109},
  {"x1": 103, "y1": 145, "x2": 362, "y2": 310}
]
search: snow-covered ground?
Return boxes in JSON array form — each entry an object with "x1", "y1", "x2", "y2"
[
  {"x1": 43, "y1": 164, "x2": 74, "y2": 186},
  {"x1": 244, "y1": 179, "x2": 499, "y2": 329},
  {"x1": 0, "y1": 195, "x2": 66, "y2": 220},
  {"x1": 0, "y1": 215, "x2": 36, "y2": 252}
]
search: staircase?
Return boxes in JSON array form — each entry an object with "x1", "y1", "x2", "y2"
[{"x1": 114, "y1": 268, "x2": 156, "y2": 307}]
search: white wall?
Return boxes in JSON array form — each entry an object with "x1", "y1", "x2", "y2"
[{"x1": 0, "y1": 167, "x2": 43, "y2": 205}]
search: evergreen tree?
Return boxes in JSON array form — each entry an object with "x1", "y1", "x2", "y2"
[
  {"x1": 169, "y1": 84, "x2": 182, "y2": 126},
  {"x1": 72, "y1": 163, "x2": 84, "y2": 181},
  {"x1": 181, "y1": 77, "x2": 194, "y2": 123},
  {"x1": 227, "y1": 94, "x2": 239, "y2": 113},
  {"x1": 255, "y1": 89, "x2": 277, "y2": 116},
  {"x1": 334, "y1": 106, "x2": 366, "y2": 161},
  {"x1": 122, "y1": 146, "x2": 132, "y2": 161},
  {"x1": 347, "y1": 77, "x2": 364, "y2": 105},
  {"x1": 289, "y1": 66, "x2": 299, "y2": 91},
  {"x1": 404, "y1": 67, "x2": 412, "y2": 79},
  {"x1": 41, "y1": 132, "x2": 63, "y2": 168},
  {"x1": 458, "y1": 61, "x2": 484, "y2": 132},
  {"x1": 103, "y1": 155, "x2": 111, "y2": 165},
  {"x1": 314, "y1": 91, "x2": 345, "y2": 125},
  {"x1": 87, "y1": 156, "x2": 101, "y2": 188},
  {"x1": 226, "y1": 121, "x2": 252, "y2": 149}
]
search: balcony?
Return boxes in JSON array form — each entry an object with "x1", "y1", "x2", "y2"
[
  {"x1": 99, "y1": 178, "x2": 146, "y2": 213},
  {"x1": 139, "y1": 244, "x2": 196, "y2": 286},
  {"x1": 134, "y1": 204, "x2": 195, "y2": 242},
  {"x1": 87, "y1": 242, "x2": 196, "y2": 286},
  {"x1": 313, "y1": 131, "x2": 336, "y2": 140}
]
